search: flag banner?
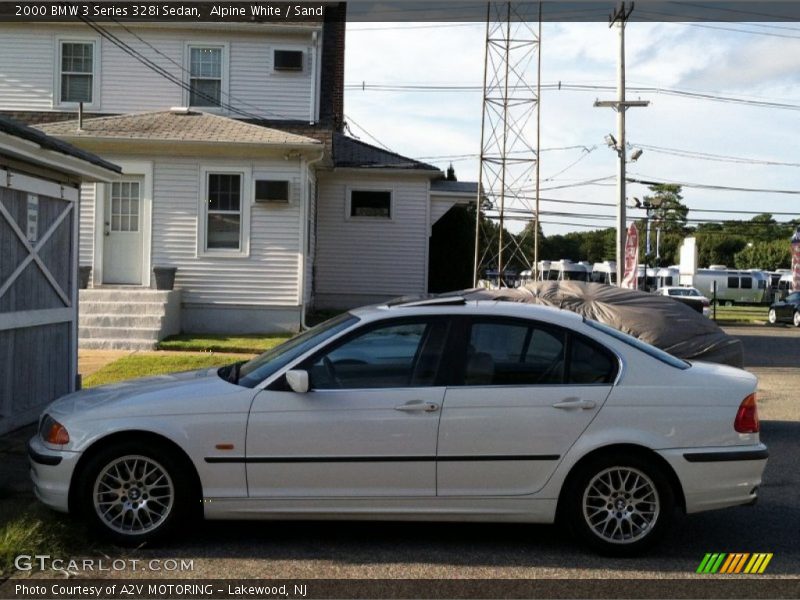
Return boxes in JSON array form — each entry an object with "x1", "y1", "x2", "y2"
[
  {"x1": 792, "y1": 241, "x2": 800, "y2": 292},
  {"x1": 621, "y1": 223, "x2": 639, "y2": 289}
]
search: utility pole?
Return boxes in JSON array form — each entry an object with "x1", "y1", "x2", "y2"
[{"x1": 594, "y1": 2, "x2": 648, "y2": 287}]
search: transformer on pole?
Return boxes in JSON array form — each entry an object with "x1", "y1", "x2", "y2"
[{"x1": 473, "y1": 2, "x2": 542, "y2": 288}]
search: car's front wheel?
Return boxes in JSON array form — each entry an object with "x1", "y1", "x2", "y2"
[
  {"x1": 794, "y1": 311, "x2": 800, "y2": 328},
  {"x1": 563, "y1": 453, "x2": 674, "y2": 556},
  {"x1": 768, "y1": 308, "x2": 777, "y2": 324},
  {"x1": 77, "y1": 441, "x2": 192, "y2": 545}
]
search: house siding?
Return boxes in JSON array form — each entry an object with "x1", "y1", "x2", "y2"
[
  {"x1": 0, "y1": 24, "x2": 316, "y2": 121},
  {"x1": 315, "y1": 173, "x2": 430, "y2": 309},
  {"x1": 149, "y1": 158, "x2": 303, "y2": 307},
  {"x1": 79, "y1": 182, "x2": 95, "y2": 268},
  {"x1": 0, "y1": 28, "x2": 55, "y2": 111}
]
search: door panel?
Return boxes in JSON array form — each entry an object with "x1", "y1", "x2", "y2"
[
  {"x1": 437, "y1": 385, "x2": 611, "y2": 496},
  {"x1": 246, "y1": 387, "x2": 444, "y2": 497},
  {"x1": 436, "y1": 317, "x2": 616, "y2": 496},
  {"x1": 103, "y1": 179, "x2": 143, "y2": 284},
  {"x1": 246, "y1": 317, "x2": 451, "y2": 498}
]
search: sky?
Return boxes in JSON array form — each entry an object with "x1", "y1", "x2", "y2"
[{"x1": 343, "y1": 18, "x2": 800, "y2": 238}]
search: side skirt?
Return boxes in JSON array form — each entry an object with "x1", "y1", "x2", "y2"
[{"x1": 203, "y1": 496, "x2": 557, "y2": 524}]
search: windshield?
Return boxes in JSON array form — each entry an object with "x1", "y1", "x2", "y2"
[
  {"x1": 584, "y1": 318, "x2": 690, "y2": 370},
  {"x1": 235, "y1": 313, "x2": 359, "y2": 388},
  {"x1": 669, "y1": 288, "x2": 700, "y2": 297}
]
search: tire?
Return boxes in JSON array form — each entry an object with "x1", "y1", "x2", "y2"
[
  {"x1": 75, "y1": 440, "x2": 194, "y2": 546},
  {"x1": 794, "y1": 311, "x2": 800, "y2": 328},
  {"x1": 562, "y1": 452, "x2": 675, "y2": 556},
  {"x1": 768, "y1": 309, "x2": 777, "y2": 324},
  {"x1": 725, "y1": 300, "x2": 735, "y2": 307}
]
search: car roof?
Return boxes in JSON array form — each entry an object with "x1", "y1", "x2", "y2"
[{"x1": 349, "y1": 298, "x2": 585, "y2": 326}]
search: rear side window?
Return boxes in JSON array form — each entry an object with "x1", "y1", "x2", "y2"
[
  {"x1": 585, "y1": 318, "x2": 690, "y2": 370},
  {"x1": 569, "y1": 336, "x2": 616, "y2": 384},
  {"x1": 459, "y1": 319, "x2": 617, "y2": 386}
]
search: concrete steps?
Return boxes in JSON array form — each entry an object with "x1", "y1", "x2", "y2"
[{"x1": 79, "y1": 288, "x2": 181, "y2": 351}]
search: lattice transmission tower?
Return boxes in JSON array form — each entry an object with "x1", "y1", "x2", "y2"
[{"x1": 473, "y1": 2, "x2": 542, "y2": 287}]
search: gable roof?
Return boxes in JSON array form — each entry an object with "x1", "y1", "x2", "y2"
[
  {"x1": 333, "y1": 133, "x2": 439, "y2": 171},
  {"x1": 37, "y1": 111, "x2": 321, "y2": 147},
  {"x1": 0, "y1": 114, "x2": 120, "y2": 174},
  {"x1": 430, "y1": 180, "x2": 479, "y2": 195}
]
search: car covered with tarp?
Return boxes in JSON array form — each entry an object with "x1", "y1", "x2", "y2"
[{"x1": 459, "y1": 281, "x2": 743, "y2": 367}]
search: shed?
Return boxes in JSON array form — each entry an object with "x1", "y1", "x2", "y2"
[{"x1": 0, "y1": 116, "x2": 119, "y2": 435}]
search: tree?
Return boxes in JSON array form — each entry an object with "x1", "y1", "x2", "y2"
[
  {"x1": 733, "y1": 240, "x2": 792, "y2": 270},
  {"x1": 643, "y1": 184, "x2": 688, "y2": 234}
]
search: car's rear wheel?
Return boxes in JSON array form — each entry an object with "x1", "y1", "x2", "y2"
[
  {"x1": 768, "y1": 308, "x2": 777, "y2": 324},
  {"x1": 794, "y1": 311, "x2": 800, "y2": 328},
  {"x1": 563, "y1": 453, "x2": 674, "y2": 556},
  {"x1": 77, "y1": 441, "x2": 191, "y2": 545}
]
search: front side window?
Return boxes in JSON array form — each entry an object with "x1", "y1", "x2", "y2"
[
  {"x1": 305, "y1": 319, "x2": 448, "y2": 389},
  {"x1": 350, "y1": 190, "x2": 391, "y2": 218},
  {"x1": 189, "y1": 46, "x2": 222, "y2": 106},
  {"x1": 206, "y1": 173, "x2": 241, "y2": 250},
  {"x1": 60, "y1": 41, "x2": 94, "y2": 103}
]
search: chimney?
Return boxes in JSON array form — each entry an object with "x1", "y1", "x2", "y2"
[
  {"x1": 319, "y1": 2, "x2": 346, "y2": 132},
  {"x1": 446, "y1": 163, "x2": 457, "y2": 181}
]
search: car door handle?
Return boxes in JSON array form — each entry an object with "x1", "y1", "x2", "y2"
[
  {"x1": 552, "y1": 397, "x2": 596, "y2": 410},
  {"x1": 394, "y1": 401, "x2": 440, "y2": 413}
]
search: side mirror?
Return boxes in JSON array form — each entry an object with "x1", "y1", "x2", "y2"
[{"x1": 285, "y1": 369, "x2": 310, "y2": 394}]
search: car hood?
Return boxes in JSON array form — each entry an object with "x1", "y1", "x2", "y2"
[{"x1": 46, "y1": 367, "x2": 248, "y2": 420}]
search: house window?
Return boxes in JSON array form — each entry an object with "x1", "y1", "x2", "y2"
[
  {"x1": 189, "y1": 46, "x2": 222, "y2": 107},
  {"x1": 350, "y1": 190, "x2": 392, "y2": 218},
  {"x1": 110, "y1": 182, "x2": 140, "y2": 232},
  {"x1": 274, "y1": 50, "x2": 304, "y2": 71},
  {"x1": 60, "y1": 41, "x2": 94, "y2": 103},
  {"x1": 206, "y1": 173, "x2": 241, "y2": 250}
]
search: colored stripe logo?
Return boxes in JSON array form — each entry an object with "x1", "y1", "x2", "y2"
[{"x1": 697, "y1": 553, "x2": 773, "y2": 574}]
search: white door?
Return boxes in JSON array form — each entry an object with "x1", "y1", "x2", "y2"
[
  {"x1": 246, "y1": 318, "x2": 450, "y2": 498},
  {"x1": 103, "y1": 180, "x2": 143, "y2": 285},
  {"x1": 437, "y1": 317, "x2": 616, "y2": 496}
]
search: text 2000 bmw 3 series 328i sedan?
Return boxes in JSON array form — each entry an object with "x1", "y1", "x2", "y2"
[{"x1": 29, "y1": 298, "x2": 767, "y2": 555}]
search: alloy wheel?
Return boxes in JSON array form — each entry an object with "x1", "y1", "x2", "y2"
[
  {"x1": 582, "y1": 466, "x2": 660, "y2": 545},
  {"x1": 92, "y1": 455, "x2": 175, "y2": 535},
  {"x1": 768, "y1": 309, "x2": 777, "y2": 324}
]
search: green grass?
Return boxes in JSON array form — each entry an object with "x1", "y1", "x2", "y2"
[
  {"x1": 0, "y1": 500, "x2": 101, "y2": 578},
  {"x1": 83, "y1": 352, "x2": 254, "y2": 388},
  {"x1": 157, "y1": 333, "x2": 290, "y2": 354},
  {"x1": 711, "y1": 304, "x2": 769, "y2": 324}
]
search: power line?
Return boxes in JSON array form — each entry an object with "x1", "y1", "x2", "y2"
[
  {"x1": 83, "y1": 18, "x2": 297, "y2": 121},
  {"x1": 346, "y1": 81, "x2": 800, "y2": 111},
  {"x1": 343, "y1": 114, "x2": 394, "y2": 151},
  {"x1": 628, "y1": 175, "x2": 800, "y2": 195},
  {"x1": 630, "y1": 142, "x2": 800, "y2": 168}
]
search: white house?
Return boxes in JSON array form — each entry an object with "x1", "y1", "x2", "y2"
[{"x1": 0, "y1": 5, "x2": 476, "y2": 346}]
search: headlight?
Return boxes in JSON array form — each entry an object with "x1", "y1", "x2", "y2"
[{"x1": 40, "y1": 415, "x2": 70, "y2": 445}]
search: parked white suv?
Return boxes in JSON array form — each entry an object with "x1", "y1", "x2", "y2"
[{"x1": 30, "y1": 297, "x2": 766, "y2": 555}]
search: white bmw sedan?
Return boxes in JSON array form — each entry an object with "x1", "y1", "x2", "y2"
[{"x1": 29, "y1": 298, "x2": 767, "y2": 555}]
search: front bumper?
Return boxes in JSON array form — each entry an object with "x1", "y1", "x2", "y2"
[
  {"x1": 659, "y1": 444, "x2": 768, "y2": 514},
  {"x1": 28, "y1": 436, "x2": 80, "y2": 513}
]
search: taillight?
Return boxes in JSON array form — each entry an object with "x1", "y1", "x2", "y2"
[
  {"x1": 41, "y1": 415, "x2": 70, "y2": 445},
  {"x1": 734, "y1": 394, "x2": 759, "y2": 433}
]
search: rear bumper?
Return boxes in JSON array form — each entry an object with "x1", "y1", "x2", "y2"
[
  {"x1": 658, "y1": 444, "x2": 768, "y2": 514},
  {"x1": 28, "y1": 436, "x2": 80, "y2": 513}
]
